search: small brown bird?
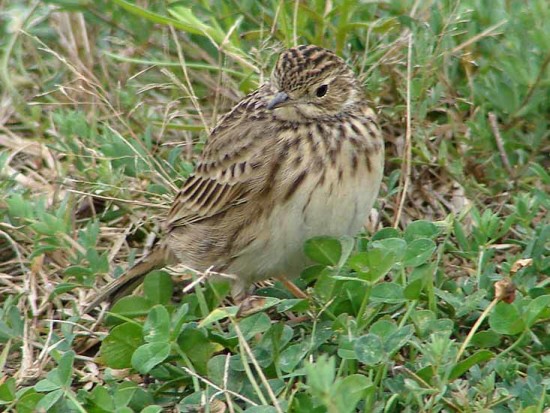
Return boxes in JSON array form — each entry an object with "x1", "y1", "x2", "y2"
[{"x1": 84, "y1": 45, "x2": 384, "y2": 313}]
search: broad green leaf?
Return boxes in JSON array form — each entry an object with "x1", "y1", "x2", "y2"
[
  {"x1": 313, "y1": 268, "x2": 340, "y2": 301},
  {"x1": 349, "y1": 248, "x2": 398, "y2": 283},
  {"x1": 56, "y1": 350, "x2": 75, "y2": 387},
  {"x1": 237, "y1": 312, "x2": 272, "y2": 340},
  {"x1": 305, "y1": 355, "x2": 335, "y2": 395},
  {"x1": 143, "y1": 305, "x2": 171, "y2": 343},
  {"x1": 371, "y1": 227, "x2": 401, "y2": 240},
  {"x1": 276, "y1": 298, "x2": 308, "y2": 313},
  {"x1": 453, "y1": 220, "x2": 470, "y2": 252},
  {"x1": 471, "y1": 331, "x2": 502, "y2": 348},
  {"x1": 107, "y1": 296, "x2": 153, "y2": 325},
  {"x1": 63, "y1": 266, "x2": 93, "y2": 278},
  {"x1": 369, "y1": 320, "x2": 397, "y2": 339},
  {"x1": 131, "y1": 342, "x2": 171, "y2": 374},
  {"x1": 207, "y1": 355, "x2": 244, "y2": 391},
  {"x1": 304, "y1": 236, "x2": 342, "y2": 265},
  {"x1": 113, "y1": 382, "x2": 140, "y2": 408},
  {"x1": 337, "y1": 336, "x2": 357, "y2": 360},
  {"x1": 384, "y1": 325, "x2": 414, "y2": 355},
  {"x1": 15, "y1": 390, "x2": 41, "y2": 413},
  {"x1": 432, "y1": 319, "x2": 454, "y2": 335},
  {"x1": 0, "y1": 320, "x2": 16, "y2": 341},
  {"x1": 488, "y1": 302, "x2": 525, "y2": 335},
  {"x1": 35, "y1": 389, "x2": 63, "y2": 411},
  {"x1": 450, "y1": 350, "x2": 494, "y2": 379},
  {"x1": 370, "y1": 282, "x2": 405, "y2": 303},
  {"x1": 141, "y1": 406, "x2": 164, "y2": 413},
  {"x1": 101, "y1": 322, "x2": 143, "y2": 369},
  {"x1": 260, "y1": 323, "x2": 294, "y2": 352},
  {"x1": 411, "y1": 310, "x2": 436, "y2": 337},
  {"x1": 409, "y1": 263, "x2": 435, "y2": 282},
  {"x1": 404, "y1": 220, "x2": 440, "y2": 241},
  {"x1": 280, "y1": 341, "x2": 310, "y2": 373},
  {"x1": 403, "y1": 238, "x2": 436, "y2": 267},
  {"x1": 171, "y1": 303, "x2": 190, "y2": 337},
  {"x1": 404, "y1": 278, "x2": 424, "y2": 299},
  {"x1": 337, "y1": 235, "x2": 356, "y2": 268},
  {"x1": 50, "y1": 282, "x2": 80, "y2": 297},
  {"x1": 0, "y1": 377, "x2": 16, "y2": 403},
  {"x1": 370, "y1": 238, "x2": 407, "y2": 261},
  {"x1": 333, "y1": 374, "x2": 372, "y2": 413},
  {"x1": 35, "y1": 351, "x2": 75, "y2": 392},
  {"x1": 416, "y1": 365, "x2": 435, "y2": 384},
  {"x1": 355, "y1": 334, "x2": 385, "y2": 365},
  {"x1": 199, "y1": 307, "x2": 239, "y2": 328},
  {"x1": 525, "y1": 295, "x2": 550, "y2": 326},
  {"x1": 87, "y1": 385, "x2": 115, "y2": 411},
  {"x1": 143, "y1": 271, "x2": 173, "y2": 305},
  {"x1": 177, "y1": 327, "x2": 220, "y2": 374},
  {"x1": 34, "y1": 378, "x2": 59, "y2": 393},
  {"x1": 301, "y1": 264, "x2": 326, "y2": 282}
]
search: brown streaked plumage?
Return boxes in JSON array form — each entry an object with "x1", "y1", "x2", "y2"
[{"x1": 83, "y1": 45, "x2": 384, "y2": 313}]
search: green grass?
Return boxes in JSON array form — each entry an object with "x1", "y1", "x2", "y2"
[{"x1": 0, "y1": 0, "x2": 549, "y2": 412}]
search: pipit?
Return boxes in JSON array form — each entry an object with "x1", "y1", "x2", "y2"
[{"x1": 84, "y1": 45, "x2": 384, "y2": 313}]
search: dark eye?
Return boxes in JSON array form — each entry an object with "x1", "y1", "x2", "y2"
[{"x1": 316, "y1": 84, "x2": 328, "y2": 97}]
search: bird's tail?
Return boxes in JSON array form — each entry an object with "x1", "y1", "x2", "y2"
[{"x1": 83, "y1": 244, "x2": 172, "y2": 314}]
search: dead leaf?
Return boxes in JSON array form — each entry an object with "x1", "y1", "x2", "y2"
[{"x1": 510, "y1": 258, "x2": 533, "y2": 274}]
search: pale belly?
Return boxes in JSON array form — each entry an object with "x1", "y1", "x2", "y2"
[{"x1": 228, "y1": 149, "x2": 383, "y2": 284}]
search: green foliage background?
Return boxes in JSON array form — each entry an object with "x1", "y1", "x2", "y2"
[{"x1": 0, "y1": 0, "x2": 548, "y2": 412}]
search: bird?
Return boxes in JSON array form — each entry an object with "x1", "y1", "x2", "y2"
[{"x1": 83, "y1": 44, "x2": 384, "y2": 314}]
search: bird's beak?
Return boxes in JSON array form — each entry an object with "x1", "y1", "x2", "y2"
[{"x1": 266, "y1": 92, "x2": 290, "y2": 110}]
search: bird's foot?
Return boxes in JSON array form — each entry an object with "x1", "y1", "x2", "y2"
[{"x1": 236, "y1": 295, "x2": 269, "y2": 317}]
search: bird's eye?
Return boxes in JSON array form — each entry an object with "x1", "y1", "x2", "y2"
[{"x1": 316, "y1": 84, "x2": 328, "y2": 97}]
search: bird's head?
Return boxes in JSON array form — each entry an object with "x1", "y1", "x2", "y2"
[{"x1": 268, "y1": 45, "x2": 362, "y2": 120}]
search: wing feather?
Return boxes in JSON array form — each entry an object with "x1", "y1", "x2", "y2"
[{"x1": 165, "y1": 87, "x2": 275, "y2": 231}]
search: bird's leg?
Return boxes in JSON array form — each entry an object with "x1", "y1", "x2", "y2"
[
  {"x1": 234, "y1": 276, "x2": 310, "y2": 317},
  {"x1": 230, "y1": 279, "x2": 250, "y2": 304},
  {"x1": 277, "y1": 275, "x2": 309, "y2": 299}
]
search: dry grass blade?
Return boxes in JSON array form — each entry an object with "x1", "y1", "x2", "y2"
[
  {"x1": 393, "y1": 32, "x2": 413, "y2": 228},
  {"x1": 488, "y1": 112, "x2": 513, "y2": 176},
  {"x1": 232, "y1": 319, "x2": 284, "y2": 412}
]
